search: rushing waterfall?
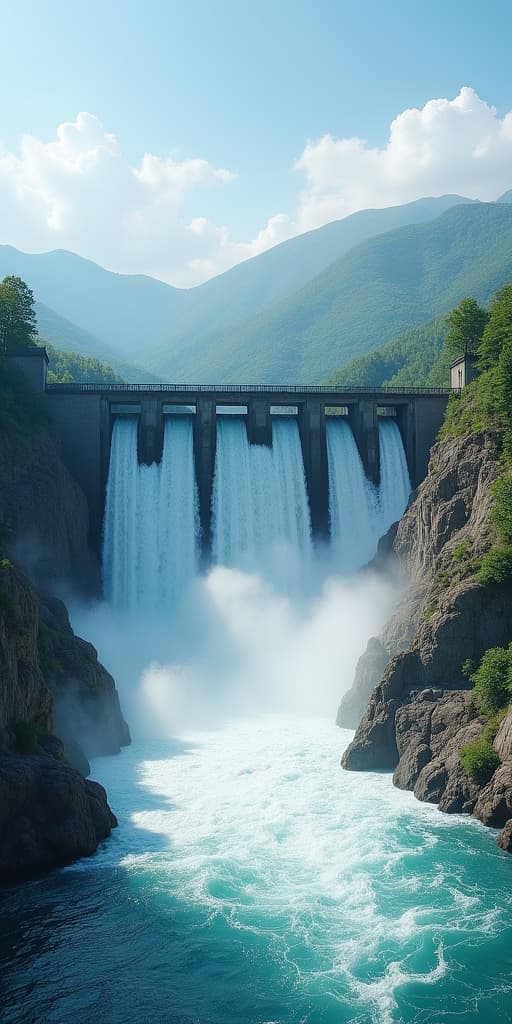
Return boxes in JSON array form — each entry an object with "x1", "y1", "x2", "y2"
[
  {"x1": 327, "y1": 415, "x2": 411, "y2": 573},
  {"x1": 326, "y1": 418, "x2": 378, "y2": 573},
  {"x1": 103, "y1": 416, "x2": 199, "y2": 611},
  {"x1": 378, "y1": 417, "x2": 412, "y2": 532},
  {"x1": 212, "y1": 416, "x2": 312, "y2": 588},
  {"x1": 103, "y1": 410, "x2": 410, "y2": 605}
]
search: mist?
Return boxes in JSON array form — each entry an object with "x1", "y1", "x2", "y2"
[{"x1": 70, "y1": 562, "x2": 401, "y2": 739}]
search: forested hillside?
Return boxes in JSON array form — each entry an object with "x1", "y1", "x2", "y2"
[
  {"x1": 146, "y1": 195, "x2": 472, "y2": 371},
  {"x1": 3, "y1": 196, "x2": 512, "y2": 387},
  {"x1": 34, "y1": 304, "x2": 157, "y2": 382},
  {"x1": 0, "y1": 245, "x2": 181, "y2": 359},
  {"x1": 0, "y1": 194, "x2": 473, "y2": 375},
  {"x1": 42, "y1": 344, "x2": 124, "y2": 384},
  {"x1": 151, "y1": 202, "x2": 512, "y2": 384},
  {"x1": 326, "y1": 318, "x2": 451, "y2": 388}
]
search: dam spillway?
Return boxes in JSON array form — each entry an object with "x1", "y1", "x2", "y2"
[
  {"x1": 103, "y1": 416, "x2": 199, "y2": 611},
  {"x1": 102, "y1": 410, "x2": 411, "y2": 609},
  {"x1": 211, "y1": 417, "x2": 313, "y2": 573},
  {"x1": 44, "y1": 382, "x2": 452, "y2": 557}
]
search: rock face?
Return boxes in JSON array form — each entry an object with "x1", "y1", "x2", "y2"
[
  {"x1": 0, "y1": 560, "x2": 128, "y2": 882},
  {"x1": 39, "y1": 594, "x2": 130, "y2": 760},
  {"x1": 0, "y1": 754, "x2": 117, "y2": 884},
  {"x1": 0, "y1": 425, "x2": 97, "y2": 592},
  {"x1": 0, "y1": 563, "x2": 52, "y2": 749},
  {"x1": 336, "y1": 638, "x2": 391, "y2": 729},
  {"x1": 0, "y1": 390, "x2": 131, "y2": 882},
  {"x1": 340, "y1": 430, "x2": 512, "y2": 852}
]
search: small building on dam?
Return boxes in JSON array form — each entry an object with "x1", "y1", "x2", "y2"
[{"x1": 9, "y1": 348, "x2": 454, "y2": 556}]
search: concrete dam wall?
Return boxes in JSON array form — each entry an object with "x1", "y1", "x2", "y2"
[{"x1": 44, "y1": 384, "x2": 451, "y2": 556}]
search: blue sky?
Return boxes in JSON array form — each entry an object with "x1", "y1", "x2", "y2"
[{"x1": 1, "y1": 0, "x2": 512, "y2": 285}]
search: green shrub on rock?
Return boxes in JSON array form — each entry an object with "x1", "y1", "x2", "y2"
[
  {"x1": 460, "y1": 648, "x2": 512, "y2": 781},
  {"x1": 460, "y1": 736, "x2": 501, "y2": 782},
  {"x1": 490, "y1": 472, "x2": 512, "y2": 545},
  {"x1": 477, "y1": 546, "x2": 512, "y2": 585},
  {"x1": 470, "y1": 644, "x2": 512, "y2": 715}
]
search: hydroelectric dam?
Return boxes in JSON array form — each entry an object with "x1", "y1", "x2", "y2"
[{"x1": 42, "y1": 378, "x2": 452, "y2": 566}]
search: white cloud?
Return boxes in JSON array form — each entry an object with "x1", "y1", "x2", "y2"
[
  {"x1": 0, "y1": 112, "x2": 239, "y2": 284},
  {"x1": 294, "y1": 87, "x2": 512, "y2": 231},
  {"x1": 134, "y1": 153, "x2": 235, "y2": 199},
  {"x1": 0, "y1": 89, "x2": 511, "y2": 287},
  {"x1": 182, "y1": 212, "x2": 294, "y2": 286}
]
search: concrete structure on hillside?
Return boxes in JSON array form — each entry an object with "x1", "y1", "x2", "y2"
[
  {"x1": 5, "y1": 346, "x2": 48, "y2": 391},
  {"x1": 6, "y1": 348, "x2": 455, "y2": 556},
  {"x1": 450, "y1": 353, "x2": 478, "y2": 389}
]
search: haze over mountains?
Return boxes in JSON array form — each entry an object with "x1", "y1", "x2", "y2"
[{"x1": 1, "y1": 190, "x2": 511, "y2": 384}]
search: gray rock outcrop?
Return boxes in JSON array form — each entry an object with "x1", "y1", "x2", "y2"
[
  {"x1": 340, "y1": 430, "x2": 512, "y2": 852},
  {"x1": 0, "y1": 559, "x2": 127, "y2": 882},
  {"x1": 0, "y1": 754, "x2": 117, "y2": 884}
]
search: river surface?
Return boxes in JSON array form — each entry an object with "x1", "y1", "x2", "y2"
[{"x1": 2, "y1": 715, "x2": 512, "y2": 1024}]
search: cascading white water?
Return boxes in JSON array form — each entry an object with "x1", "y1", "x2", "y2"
[
  {"x1": 326, "y1": 418, "x2": 378, "y2": 574},
  {"x1": 212, "y1": 416, "x2": 312, "y2": 589},
  {"x1": 377, "y1": 417, "x2": 412, "y2": 532},
  {"x1": 103, "y1": 416, "x2": 199, "y2": 611},
  {"x1": 327, "y1": 416, "x2": 411, "y2": 573},
  {"x1": 103, "y1": 410, "x2": 410, "y2": 605},
  {"x1": 102, "y1": 417, "x2": 139, "y2": 609}
]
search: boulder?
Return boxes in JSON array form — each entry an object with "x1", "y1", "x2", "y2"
[
  {"x1": 494, "y1": 711, "x2": 512, "y2": 761},
  {"x1": 393, "y1": 743, "x2": 432, "y2": 791},
  {"x1": 0, "y1": 753, "x2": 117, "y2": 883},
  {"x1": 498, "y1": 819, "x2": 512, "y2": 852},
  {"x1": 473, "y1": 761, "x2": 512, "y2": 829}
]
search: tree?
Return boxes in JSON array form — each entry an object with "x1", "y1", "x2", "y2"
[
  {"x1": 479, "y1": 282, "x2": 512, "y2": 370},
  {"x1": 0, "y1": 276, "x2": 38, "y2": 351},
  {"x1": 444, "y1": 297, "x2": 489, "y2": 360}
]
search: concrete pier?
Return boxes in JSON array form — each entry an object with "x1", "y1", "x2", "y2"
[
  {"x1": 348, "y1": 400, "x2": 380, "y2": 487},
  {"x1": 246, "y1": 401, "x2": 272, "y2": 446},
  {"x1": 298, "y1": 401, "x2": 329, "y2": 539},
  {"x1": 137, "y1": 399, "x2": 164, "y2": 465},
  {"x1": 194, "y1": 399, "x2": 217, "y2": 556}
]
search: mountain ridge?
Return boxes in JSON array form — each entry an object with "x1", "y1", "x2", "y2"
[
  {"x1": 0, "y1": 194, "x2": 477, "y2": 373},
  {"x1": 152, "y1": 201, "x2": 512, "y2": 384},
  {"x1": 2, "y1": 192, "x2": 512, "y2": 385}
]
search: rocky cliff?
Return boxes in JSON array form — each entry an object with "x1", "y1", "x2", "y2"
[
  {"x1": 0, "y1": 373, "x2": 130, "y2": 882},
  {"x1": 0, "y1": 561, "x2": 129, "y2": 882},
  {"x1": 339, "y1": 431, "x2": 512, "y2": 852}
]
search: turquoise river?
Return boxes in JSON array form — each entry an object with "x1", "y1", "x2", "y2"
[{"x1": 2, "y1": 715, "x2": 512, "y2": 1024}]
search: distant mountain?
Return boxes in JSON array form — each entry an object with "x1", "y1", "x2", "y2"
[
  {"x1": 35, "y1": 302, "x2": 158, "y2": 383},
  {"x1": 3, "y1": 192, "x2": 512, "y2": 385},
  {"x1": 0, "y1": 245, "x2": 182, "y2": 359},
  {"x1": 149, "y1": 202, "x2": 512, "y2": 384},
  {"x1": 36, "y1": 301, "x2": 120, "y2": 361},
  {"x1": 0, "y1": 194, "x2": 474, "y2": 375},
  {"x1": 146, "y1": 194, "x2": 476, "y2": 371}
]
